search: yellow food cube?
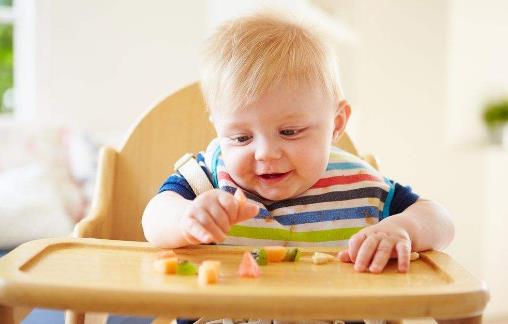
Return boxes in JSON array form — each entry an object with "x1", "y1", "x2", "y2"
[
  {"x1": 153, "y1": 257, "x2": 178, "y2": 274},
  {"x1": 198, "y1": 261, "x2": 221, "y2": 285}
]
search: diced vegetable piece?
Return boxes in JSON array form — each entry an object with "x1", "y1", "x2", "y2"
[
  {"x1": 157, "y1": 250, "x2": 177, "y2": 259},
  {"x1": 153, "y1": 257, "x2": 178, "y2": 274},
  {"x1": 410, "y1": 252, "x2": 420, "y2": 261},
  {"x1": 198, "y1": 261, "x2": 221, "y2": 285},
  {"x1": 176, "y1": 260, "x2": 198, "y2": 276},
  {"x1": 250, "y1": 248, "x2": 268, "y2": 265},
  {"x1": 293, "y1": 248, "x2": 301, "y2": 262},
  {"x1": 238, "y1": 252, "x2": 261, "y2": 278},
  {"x1": 283, "y1": 248, "x2": 301, "y2": 262},
  {"x1": 201, "y1": 260, "x2": 221, "y2": 279},
  {"x1": 312, "y1": 252, "x2": 335, "y2": 265},
  {"x1": 264, "y1": 246, "x2": 287, "y2": 262}
]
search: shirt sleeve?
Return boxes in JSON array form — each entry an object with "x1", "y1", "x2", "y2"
[
  {"x1": 158, "y1": 153, "x2": 212, "y2": 200},
  {"x1": 388, "y1": 181, "x2": 420, "y2": 215}
]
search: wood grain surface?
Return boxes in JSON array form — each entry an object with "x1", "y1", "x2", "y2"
[{"x1": 0, "y1": 237, "x2": 488, "y2": 321}]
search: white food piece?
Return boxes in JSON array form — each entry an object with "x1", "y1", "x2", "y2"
[
  {"x1": 312, "y1": 252, "x2": 335, "y2": 265},
  {"x1": 410, "y1": 252, "x2": 420, "y2": 261}
]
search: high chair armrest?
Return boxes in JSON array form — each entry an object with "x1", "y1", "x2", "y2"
[
  {"x1": 361, "y1": 153, "x2": 380, "y2": 171},
  {"x1": 73, "y1": 146, "x2": 118, "y2": 239}
]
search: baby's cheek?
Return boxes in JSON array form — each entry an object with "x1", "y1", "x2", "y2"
[
  {"x1": 222, "y1": 151, "x2": 251, "y2": 178},
  {"x1": 296, "y1": 147, "x2": 329, "y2": 183},
  {"x1": 298, "y1": 145, "x2": 327, "y2": 170}
]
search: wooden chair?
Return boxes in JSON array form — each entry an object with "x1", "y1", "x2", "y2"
[{"x1": 67, "y1": 82, "x2": 379, "y2": 324}]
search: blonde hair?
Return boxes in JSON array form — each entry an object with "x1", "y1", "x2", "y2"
[{"x1": 200, "y1": 11, "x2": 344, "y2": 114}]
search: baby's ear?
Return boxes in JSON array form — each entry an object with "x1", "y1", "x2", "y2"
[
  {"x1": 333, "y1": 100, "x2": 351, "y2": 138},
  {"x1": 338, "y1": 100, "x2": 351, "y2": 116}
]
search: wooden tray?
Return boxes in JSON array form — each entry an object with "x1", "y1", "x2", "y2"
[{"x1": 0, "y1": 237, "x2": 488, "y2": 320}]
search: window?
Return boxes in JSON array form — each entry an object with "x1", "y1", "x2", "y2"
[{"x1": 0, "y1": 0, "x2": 13, "y2": 114}]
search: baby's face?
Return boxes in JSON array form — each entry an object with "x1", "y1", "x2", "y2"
[{"x1": 212, "y1": 84, "x2": 343, "y2": 201}]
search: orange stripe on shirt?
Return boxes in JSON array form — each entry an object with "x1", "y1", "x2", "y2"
[
  {"x1": 311, "y1": 174, "x2": 383, "y2": 189},
  {"x1": 218, "y1": 171, "x2": 234, "y2": 182}
]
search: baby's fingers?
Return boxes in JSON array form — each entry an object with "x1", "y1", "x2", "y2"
[
  {"x1": 180, "y1": 217, "x2": 212, "y2": 244},
  {"x1": 338, "y1": 250, "x2": 353, "y2": 263},
  {"x1": 193, "y1": 210, "x2": 227, "y2": 243},
  {"x1": 205, "y1": 202, "x2": 230, "y2": 239},
  {"x1": 396, "y1": 240, "x2": 411, "y2": 272},
  {"x1": 233, "y1": 189, "x2": 259, "y2": 223},
  {"x1": 368, "y1": 238, "x2": 394, "y2": 273},
  {"x1": 354, "y1": 235, "x2": 378, "y2": 272},
  {"x1": 348, "y1": 231, "x2": 367, "y2": 263},
  {"x1": 237, "y1": 201, "x2": 259, "y2": 222}
]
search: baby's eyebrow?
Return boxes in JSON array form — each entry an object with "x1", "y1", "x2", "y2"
[
  {"x1": 282, "y1": 113, "x2": 306, "y2": 119},
  {"x1": 222, "y1": 120, "x2": 249, "y2": 129},
  {"x1": 219, "y1": 111, "x2": 310, "y2": 130}
]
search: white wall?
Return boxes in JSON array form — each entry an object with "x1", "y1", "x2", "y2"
[
  {"x1": 446, "y1": 0, "x2": 508, "y2": 318},
  {"x1": 27, "y1": 0, "x2": 207, "y2": 142},
  {"x1": 447, "y1": 0, "x2": 508, "y2": 146},
  {"x1": 16, "y1": 0, "x2": 357, "y2": 144}
]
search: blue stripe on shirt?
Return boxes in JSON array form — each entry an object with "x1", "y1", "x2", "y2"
[
  {"x1": 256, "y1": 206, "x2": 382, "y2": 226},
  {"x1": 159, "y1": 165, "x2": 419, "y2": 216},
  {"x1": 326, "y1": 162, "x2": 372, "y2": 171}
]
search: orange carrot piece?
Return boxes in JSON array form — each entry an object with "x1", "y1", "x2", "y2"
[
  {"x1": 153, "y1": 257, "x2": 178, "y2": 274},
  {"x1": 198, "y1": 263, "x2": 220, "y2": 285},
  {"x1": 264, "y1": 246, "x2": 287, "y2": 262}
]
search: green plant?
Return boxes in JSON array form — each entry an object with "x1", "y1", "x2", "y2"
[
  {"x1": 0, "y1": 23, "x2": 13, "y2": 114},
  {"x1": 483, "y1": 99, "x2": 508, "y2": 128}
]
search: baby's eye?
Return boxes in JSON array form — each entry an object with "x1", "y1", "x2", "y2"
[
  {"x1": 280, "y1": 129, "x2": 300, "y2": 136},
  {"x1": 231, "y1": 135, "x2": 252, "y2": 143}
]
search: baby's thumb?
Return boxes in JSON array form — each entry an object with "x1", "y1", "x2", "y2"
[
  {"x1": 233, "y1": 189, "x2": 259, "y2": 223},
  {"x1": 237, "y1": 202, "x2": 259, "y2": 223}
]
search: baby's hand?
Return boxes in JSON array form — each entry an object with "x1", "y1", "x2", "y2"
[
  {"x1": 178, "y1": 189, "x2": 259, "y2": 245},
  {"x1": 338, "y1": 221, "x2": 412, "y2": 273}
]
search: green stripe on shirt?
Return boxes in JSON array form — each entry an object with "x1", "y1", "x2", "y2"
[{"x1": 228, "y1": 225, "x2": 363, "y2": 242}]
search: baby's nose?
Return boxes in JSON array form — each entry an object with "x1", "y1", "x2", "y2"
[{"x1": 254, "y1": 140, "x2": 282, "y2": 161}]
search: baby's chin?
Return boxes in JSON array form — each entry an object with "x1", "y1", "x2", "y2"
[{"x1": 255, "y1": 187, "x2": 305, "y2": 202}]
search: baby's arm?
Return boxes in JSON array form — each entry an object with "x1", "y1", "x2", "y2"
[
  {"x1": 392, "y1": 199, "x2": 454, "y2": 252},
  {"x1": 339, "y1": 199, "x2": 454, "y2": 273},
  {"x1": 142, "y1": 189, "x2": 259, "y2": 248}
]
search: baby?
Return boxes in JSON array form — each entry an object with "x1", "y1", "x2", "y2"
[{"x1": 142, "y1": 11, "x2": 454, "y2": 277}]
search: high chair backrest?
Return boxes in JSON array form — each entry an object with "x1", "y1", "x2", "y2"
[{"x1": 73, "y1": 82, "x2": 373, "y2": 242}]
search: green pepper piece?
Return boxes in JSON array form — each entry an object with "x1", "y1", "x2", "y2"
[
  {"x1": 284, "y1": 248, "x2": 301, "y2": 262},
  {"x1": 250, "y1": 248, "x2": 268, "y2": 265},
  {"x1": 176, "y1": 260, "x2": 198, "y2": 275},
  {"x1": 293, "y1": 248, "x2": 301, "y2": 261}
]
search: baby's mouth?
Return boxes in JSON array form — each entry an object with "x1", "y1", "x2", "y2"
[
  {"x1": 257, "y1": 171, "x2": 291, "y2": 183},
  {"x1": 260, "y1": 173, "x2": 284, "y2": 179}
]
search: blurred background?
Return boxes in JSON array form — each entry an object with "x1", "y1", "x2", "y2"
[{"x1": 1, "y1": 0, "x2": 507, "y2": 323}]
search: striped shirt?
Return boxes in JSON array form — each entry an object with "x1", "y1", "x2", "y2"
[{"x1": 160, "y1": 139, "x2": 418, "y2": 247}]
